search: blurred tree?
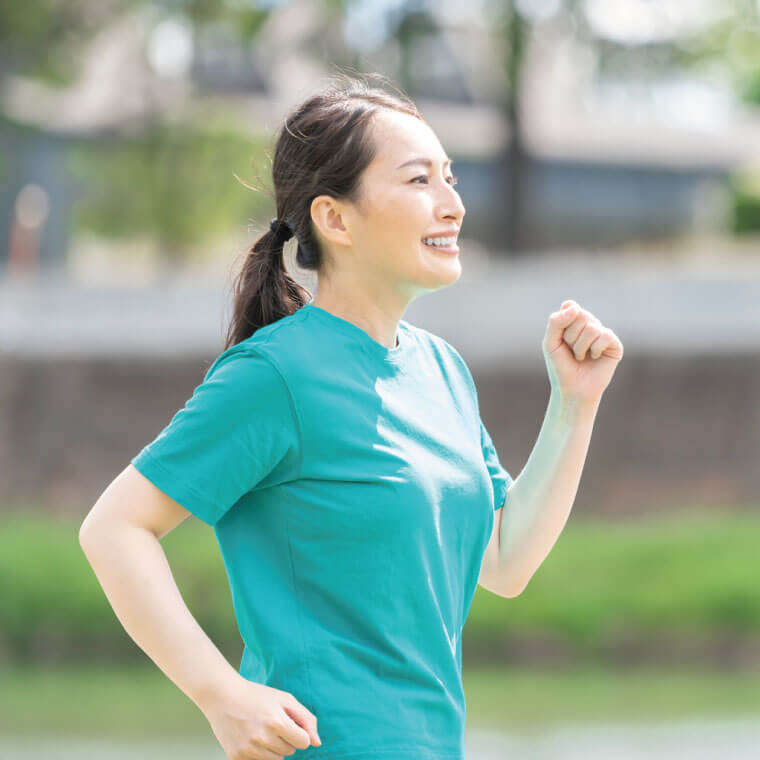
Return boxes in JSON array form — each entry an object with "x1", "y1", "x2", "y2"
[
  {"x1": 496, "y1": 1, "x2": 531, "y2": 255},
  {"x1": 157, "y1": 0, "x2": 270, "y2": 44},
  {"x1": 673, "y1": 0, "x2": 760, "y2": 107},
  {"x1": 729, "y1": 167, "x2": 760, "y2": 234},
  {"x1": 0, "y1": 0, "x2": 280, "y2": 268},
  {"x1": 0, "y1": 0, "x2": 138, "y2": 86},
  {"x1": 66, "y1": 122, "x2": 274, "y2": 265},
  {"x1": 657, "y1": 0, "x2": 760, "y2": 235}
]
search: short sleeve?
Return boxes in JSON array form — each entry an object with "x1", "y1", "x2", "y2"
[
  {"x1": 480, "y1": 418, "x2": 514, "y2": 511},
  {"x1": 130, "y1": 345, "x2": 301, "y2": 527}
]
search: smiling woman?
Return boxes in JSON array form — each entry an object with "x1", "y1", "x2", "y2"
[{"x1": 81, "y1": 70, "x2": 516, "y2": 760}]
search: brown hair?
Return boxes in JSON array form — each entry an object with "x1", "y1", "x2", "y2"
[{"x1": 223, "y1": 70, "x2": 423, "y2": 350}]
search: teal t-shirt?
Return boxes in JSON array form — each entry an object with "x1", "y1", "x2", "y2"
[{"x1": 131, "y1": 300, "x2": 513, "y2": 760}]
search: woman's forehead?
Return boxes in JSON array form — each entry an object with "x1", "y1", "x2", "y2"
[{"x1": 372, "y1": 111, "x2": 445, "y2": 163}]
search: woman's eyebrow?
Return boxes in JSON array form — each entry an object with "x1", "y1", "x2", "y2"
[{"x1": 396, "y1": 157, "x2": 453, "y2": 170}]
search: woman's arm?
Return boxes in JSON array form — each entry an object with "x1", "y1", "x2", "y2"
[
  {"x1": 495, "y1": 391, "x2": 599, "y2": 596},
  {"x1": 493, "y1": 298, "x2": 622, "y2": 596},
  {"x1": 78, "y1": 465, "x2": 239, "y2": 712},
  {"x1": 79, "y1": 464, "x2": 321, "y2": 756}
]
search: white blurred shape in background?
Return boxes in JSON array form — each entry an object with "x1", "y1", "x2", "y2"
[{"x1": 146, "y1": 17, "x2": 194, "y2": 79}]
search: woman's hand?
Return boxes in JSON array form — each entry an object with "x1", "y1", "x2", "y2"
[
  {"x1": 199, "y1": 673, "x2": 321, "y2": 759},
  {"x1": 542, "y1": 299, "x2": 624, "y2": 404}
]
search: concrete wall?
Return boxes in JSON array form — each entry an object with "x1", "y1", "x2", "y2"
[{"x1": 3, "y1": 351, "x2": 758, "y2": 519}]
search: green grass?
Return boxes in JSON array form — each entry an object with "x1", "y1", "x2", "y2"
[
  {"x1": 465, "y1": 507, "x2": 760, "y2": 644},
  {"x1": 0, "y1": 664, "x2": 210, "y2": 738},
  {"x1": 2, "y1": 506, "x2": 760, "y2": 661},
  {"x1": 1, "y1": 663, "x2": 759, "y2": 738}
]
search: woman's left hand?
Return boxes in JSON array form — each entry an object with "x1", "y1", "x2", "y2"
[{"x1": 542, "y1": 300, "x2": 624, "y2": 404}]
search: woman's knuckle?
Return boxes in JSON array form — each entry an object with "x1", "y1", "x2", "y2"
[{"x1": 248, "y1": 731, "x2": 266, "y2": 748}]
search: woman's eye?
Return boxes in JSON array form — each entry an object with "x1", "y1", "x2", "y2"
[{"x1": 411, "y1": 175, "x2": 459, "y2": 186}]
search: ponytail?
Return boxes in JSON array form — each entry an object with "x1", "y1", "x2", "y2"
[{"x1": 223, "y1": 217, "x2": 311, "y2": 350}]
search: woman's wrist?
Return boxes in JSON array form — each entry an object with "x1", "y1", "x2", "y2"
[
  {"x1": 191, "y1": 663, "x2": 244, "y2": 713},
  {"x1": 549, "y1": 388, "x2": 601, "y2": 422}
]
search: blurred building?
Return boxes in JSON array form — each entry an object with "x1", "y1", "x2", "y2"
[{"x1": 2, "y1": 0, "x2": 760, "y2": 273}]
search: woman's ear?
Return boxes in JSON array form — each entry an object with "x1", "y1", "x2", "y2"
[{"x1": 311, "y1": 195, "x2": 353, "y2": 249}]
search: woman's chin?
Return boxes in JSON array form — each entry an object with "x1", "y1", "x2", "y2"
[
  {"x1": 415, "y1": 257, "x2": 462, "y2": 288},
  {"x1": 435, "y1": 252, "x2": 462, "y2": 278}
]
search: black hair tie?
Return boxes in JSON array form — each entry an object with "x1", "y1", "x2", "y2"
[{"x1": 269, "y1": 217, "x2": 294, "y2": 246}]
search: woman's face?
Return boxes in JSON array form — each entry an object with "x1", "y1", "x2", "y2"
[{"x1": 315, "y1": 109, "x2": 467, "y2": 301}]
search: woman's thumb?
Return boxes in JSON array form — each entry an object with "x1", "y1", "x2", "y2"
[{"x1": 282, "y1": 698, "x2": 322, "y2": 747}]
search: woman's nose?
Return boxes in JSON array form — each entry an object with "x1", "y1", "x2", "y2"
[{"x1": 438, "y1": 193, "x2": 465, "y2": 222}]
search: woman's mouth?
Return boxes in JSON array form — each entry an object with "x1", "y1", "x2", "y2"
[{"x1": 421, "y1": 237, "x2": 459, "y2": 255}]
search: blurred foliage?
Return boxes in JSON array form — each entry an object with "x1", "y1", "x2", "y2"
[
  {"x1": 673, "y1": 1, "x2": 760, "y2": 107},
  {"x1": 66, "y1": 121, "x2": 274, "y2": 261},
  {"x1": 0, "y1": 0, "x2": 270, "y2": 87},
  {"x1": 0, "y1": 0, "x2": 139, "y2": 85},
  {"x1": 729, "y1": 166, "x2": 760, "y2": 234},
  {"x1": 2, "y1": 508, "x2": 759, "y2": 665},
  {"x1": 169, "y1": 0, "x2": 269, "y2": 41}
]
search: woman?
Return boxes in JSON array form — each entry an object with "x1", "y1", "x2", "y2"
[{"x1": 79, "y1": 72, "x2": 623, "y2": 760}]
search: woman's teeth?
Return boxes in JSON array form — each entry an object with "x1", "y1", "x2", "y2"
[{"x1": 422, "y1": 236, "x2": 456, "y2": 247}]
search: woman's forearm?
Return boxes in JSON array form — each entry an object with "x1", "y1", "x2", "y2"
[
  {"x1": 79, "y1": 521, "x2": 239, "y2": 712},
  {"x1": 497, "y1": 390, "x2": 600, "y2": 594}
]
